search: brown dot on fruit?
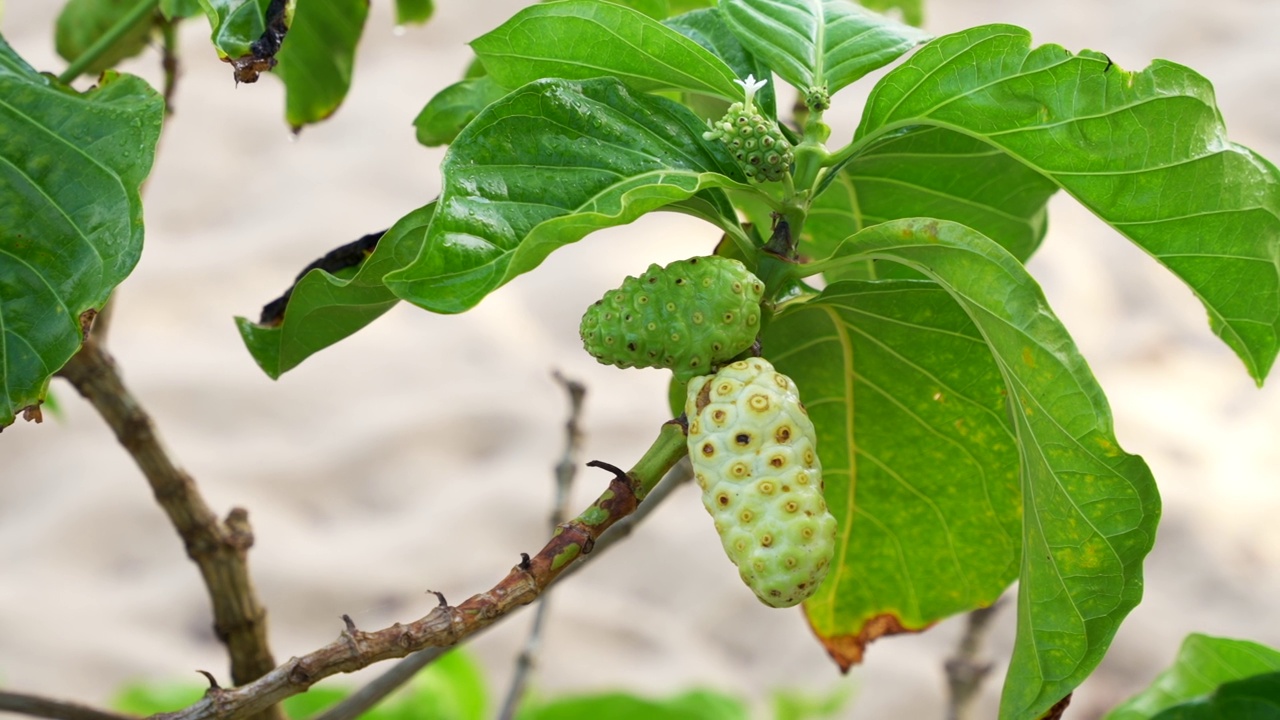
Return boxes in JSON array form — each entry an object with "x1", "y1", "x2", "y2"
[
  {"x1": 803, "y1": 450, "x2": 815, "y2": 466},
  {"x1": 638, "y1": 295, "x2": 649, "y2": 304},
  {"x1": 702, "y1": 443, "x2": 715, "y2": 457},
  {"x1": 717, "y1": 492, "x2": 731, "y2": 506},
  {"x1": 732, "y1": 281, "x2": 743, "y2": 293},
  {"x1": 801, "y1": 527, "x2": 814, "y2": 539},
  {"x1": 773, "y1": 374, "x2": 788, "y2": 388},
  {"x1": 712, "y1": 409, "x2": 727, "y2": 424},
  {"x1": 759, "y1": 534, "x2": 773, "y2": 547},
  {"x1": 769, "y1": 455, "x2": 786, "y2": 469},
  {"x1": 784, "y1": 501, "x2": 799, "y2": 513},
  {"x1": 730, "y1": 462, "x2": 750, "y2": 478},
  {"x1": 675, "y1": 277, "x2": 685, "y2": 285},
  {"x1": 716, "y1": 382, "x2": 734, "y2": 396},
  {"x1": 604, "y1": 336, "x2": 615, "y2": 345},
  {"x1": 784, "y1": 556, "x2": 797, "y2": 569},
  {"x1": 775, "y1": 426, "x2": 792, "y2": 442},
  {"x1": 782, "y1": 485, "x2": 791, "y2": 492},
  {"x1": 735, "y1": 433, "x2": 750, "y2": 445},
  {"x1": 749, "y1": 394, "x2": 769, "y2": 412},
  {"x1": 739, "y1": 509, "x2": 753, "y2": 523}
]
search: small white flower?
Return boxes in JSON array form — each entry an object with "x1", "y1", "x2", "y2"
[{"x1": 734, "y1": 74, "x2": 769, "y2": 113}]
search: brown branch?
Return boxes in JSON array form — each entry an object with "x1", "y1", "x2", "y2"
[
  {"x1": 150, "y1": 421, "x2": 690, "y2": 720},
  {"x1": 56, "y1": 339, "x2": 282, "y2": 720},
  {"x1": 497, "y1": 372, "x2": 587, "y2": 720},
  {"x1": 0, "y1": 692, "x2": 136, "y2": 720},
  {"x1": 313, "y1": 451, "x2": 691, "y2": 720},
  {"x1": 943, "y1": 598, "x2": 1005, "y2": 720}
]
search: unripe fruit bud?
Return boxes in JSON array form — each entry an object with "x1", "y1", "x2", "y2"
[
  {"x1": 580, "y1": 257, "x2": 764, "y2": 381},
  {"x1": 685, "y1": 357, "x2": 838, "y2": 607},
  {"x1": 704, "y1": 75, "x2": 793, "y2": 183}
]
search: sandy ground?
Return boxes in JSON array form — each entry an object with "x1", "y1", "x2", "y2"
[{"x1": 3, "y1": 1, "x2": 1280, "y2": 718}]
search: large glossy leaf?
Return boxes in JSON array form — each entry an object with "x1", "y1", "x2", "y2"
[
  {"x1": 235, "y1": 204, "x2": 434, "y2": 379},
  {"x1": 471, "y1": 1, "x2": 743, "y2": 101},
  {"x1": 764, "y1": 279, "x2": 1021, "y2": 664},
  {"x1": 663, "y1": 7, "x2": 777, "y2": 118},
  {"x1": 55, "y1": 0, "x2": 156, "y2": 75},
  {"x1": 718, "y1": 0, "x2": 927, "y2": 98},
  {"x1": 806, "y1": 126, "x2": 1056, "y2": 280},
  {"x1": 1151, "y1": 673, "x2": 1280, "y2": 720},
  {"x1": 384, "y1": 77, "x2": 747, "y2": 314},
  {"x1": 273, "y1": 0, "x2": 368, "y2": 129},
  {"x1": 812, "y1": 218, "x2": 1160, "y2": 719},
  {"x1": 1107, "y1": 635, "x2": 1280, "y2": 720},
  {"x1": 855, "y1": 24, "x2": 1280, "y2": 384},
  {"x1": 0, "y1": 38, "x2": 164, "y2": 427}
]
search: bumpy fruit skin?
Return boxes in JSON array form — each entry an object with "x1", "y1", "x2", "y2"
[
  {"x1": 703, "y1": 103, "x2": 794, "y2": 183},
  {"x1": 685, "y1": 357, "x2": 838, "y2": 608},
  {"x1": 580, "y1": 256, "x2": 764, "y2": 381}
]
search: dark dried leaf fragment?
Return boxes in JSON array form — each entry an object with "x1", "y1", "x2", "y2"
[
  {"x1": 259, "y1": 230, "x2": 385, "y2": 326},
  {"x1": 228, "y1": 0, "x2": 291, "y2": 83}
]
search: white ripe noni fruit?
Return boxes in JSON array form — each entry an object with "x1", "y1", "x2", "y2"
[{"x1": 685, "y1": 357, "x2": 838, "y2": 607}]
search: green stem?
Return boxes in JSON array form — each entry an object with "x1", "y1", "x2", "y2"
[
  {"x1": 628, "y1": 421, "x2": 689, "y2": 502},
  {"x1": 57, "y1": 0, "x2": 160, "y2": 84}
]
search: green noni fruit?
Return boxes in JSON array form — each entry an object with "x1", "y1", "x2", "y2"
[
  {"x1": 685, "y1": 357, "x2": 838, "y2": 608},
  {"x1": 580, "y1": 256, "x2": 764, "y2": 381},
  {"x1": 703, "y1": 75, "x2": 793, "y2": 183}
]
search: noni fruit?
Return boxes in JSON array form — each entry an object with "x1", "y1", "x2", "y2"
[
  {"x1": 685, "y1": 357, "x2": 838, "y2": 608},
  {"x1": 580, "y1": 256, "x2": 764, "y2": 381},
  {"x1": 703, "y1": 75, "x2": 794, "y2": 183}
]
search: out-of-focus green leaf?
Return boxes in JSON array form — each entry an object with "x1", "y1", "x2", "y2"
[
  {"x1": 113, "y1": 684, "x2": 204, "y2": 715},
  {"x1": 471, "y1": 1, "x2": 742, "y2": 100},
  {"x1": 394, "y1": 649, "x2": 488, "y2": 720},
  {"x1": 718, "y1": 0, "x2": 927, "y2": 99},
  {"x1": 771, "y1": 683, "x2": 854, "y2": 720},
  {"x1": 55, "y1": 0, "x2": 156, "y2": 75},
  {"x1": 237, "y1": 205, "x2": 433, "y2": 379},
  {"x1": 385, "y1": 77, "x2": 746, "y2": 314},
  {"x1": 413, "y1": 76, "x2": 507, "y2": 147},
  {"x1": 806, "y1": 127, "x2": 1056, "y2": 280},
  {"x1": 808, "y1": 218, "x2": 1159, "y2": 719},
  {"x1": 858, "y1": 0, "x2": 922, "y2": 27},
  {"x1": 0, "y1": 37, "x2": 164, "y2": 428},
  {"x1": 273, "y1": 0, "x2": 367, "y2": 129},
  {"x1": 517, "y1": 689, "x2": 747, "y2": 720},
  {"x1": 856, "y1": 23, "x2": 1280, "y2": 384},
  {"x1": 280, "y1": 686, "x2": 349, "y2": 719},
  {"x1": 395, "y1": 0, "x2": 433, "y2": 26},
  {"x1": 1150, "y1": 673, "x2": 1280, "y2": 720},
  {"x1": 1107, "y1": 635, "x2": 1280, "y2": 720},
  {"x1": 766, "y1": 278, "x2": 1020, "y2": 668},
  {"x1": 160, "y1": 0, "x2": 202, "y2": 20}
]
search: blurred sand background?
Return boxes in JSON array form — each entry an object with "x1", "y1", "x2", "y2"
[{"x1": 3, "y1": 1, "x2": 1280, "y2": 718}]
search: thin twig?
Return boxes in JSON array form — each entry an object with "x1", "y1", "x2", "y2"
[
  {"x1": 312, "y1": 454, "x2": 691, "y2": 720},
  {"x1": 0, "y1": 691, "x2": 136, "y2": 720},
  {"x1": 56, "y1": 340, "x2": 282, "y2": 720},
  {"x1": 943, "y1": 598, "x2": 1005, "y2": 720},
  {"x1": 497, "y1": 372, "x2": 588, "y2": 720},
  {"x1": 133, "y1": 423, "x2": 690, "y2": 720},
  {"x1": 159, "y1": 16, "x2": 180, "y2": 113}
]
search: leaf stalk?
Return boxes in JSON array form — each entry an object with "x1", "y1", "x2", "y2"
[{"x1": 57, "y1": 0, "x2": 161, "y2": 84}]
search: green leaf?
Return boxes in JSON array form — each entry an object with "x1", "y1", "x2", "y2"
[
  {"x1": 663, "y1": 7, "x2": 777, "y2": 117},
  {"x1": 394, "y1": 0, "x2": 433, "y2": 26},
  {"x1": 855, "y1": 24, "x2": 1280, "y2": 383},
  {"x1": 55, "y1": 0, "x2": 156, "y2": 75},
  {"x1": 765, "y1": 280, "x2": 1021, "y2": 666},
  {"x1": 1150, "y1": 673, "x2": 1280, "y2": 720},
  {"x1": 112, "y1": 684, "x2": 205, "y2": 715},
  {"x1": 273, "y1": 0, "x2": 368, "y2": 129},
  {"x1": 718, "y1": 0, "x2": 927, "y2": 98},
  {"x1": 196, "y1": 0, "x2": 272, "y2": 58},
  {"x1": 392, "y1": 649, "x2": 488, "y2": 720},
  {"x1": 413, "y1": 76, "x2": 508, "y2": 147},
  {"x1": 280, "y1": 686, "x2": 350, "y2": 719},
  {"x1": 160, "y1": 0, "x2": 202, "y2": 20},
  {"x1": 811, "y1": 218, "x2": 1159, "y2": 719},
  {"x1": 0, "y1": 37, "x2": 165, "y2": 428},
  {"x1": 471, "y1": 1, "x2": 743, "y2": 101},
  {"x1": 384, "y1": 77, "x2": 746, "y2": 314},
  {"x1": 517, "y1": 689, "x2": 747, "y2": 720},
  {"x1": 806, "y1": 126, "x2": 1056, "y2": 280},
  {"x1": 236, "y1": 204, "x2": 433, "y2": 379},
  {"x1": 857, "y1": 0, "x2": 922, "y2": 27},
  {"x1": 1106, "y1": 635, "x2": 1280, "y2": 720}
]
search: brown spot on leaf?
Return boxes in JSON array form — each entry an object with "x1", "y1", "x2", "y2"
[{"x1": 807, "y1": 613, "x2": 927, "y2": 672}]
